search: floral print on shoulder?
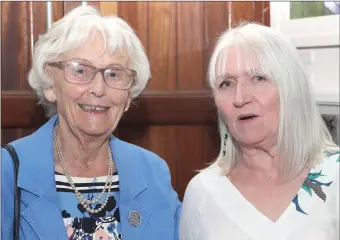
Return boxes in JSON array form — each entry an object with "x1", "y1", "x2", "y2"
[{"x1": 292, "y1": 150, "x2": 340, "y2": 215}]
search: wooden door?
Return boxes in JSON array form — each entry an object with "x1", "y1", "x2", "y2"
[{"x1": 1, "y1": 1, "x2": 270, "y2": 200}]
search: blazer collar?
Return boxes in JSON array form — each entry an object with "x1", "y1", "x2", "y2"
[{"x1": 17, "y1": 115, "x2": 147, "y2": 202}]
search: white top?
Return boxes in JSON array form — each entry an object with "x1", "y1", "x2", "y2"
[{"x1": 179, "y1": 152, "x2": 340, "y2": 240}]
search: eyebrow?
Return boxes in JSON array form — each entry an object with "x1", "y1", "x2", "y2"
[
  {"x1": 219, "y1": 68, "x2": 264, "y2": 78},
  {"x1": 68, "y1": 58, "x2": 125, "y2": 69}
]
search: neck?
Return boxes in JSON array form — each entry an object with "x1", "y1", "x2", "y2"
[
  {"x1": 238, "y1": 143, "x2": 279, "y2": 181},
  {"x1": 55, "y1": 118, "x2": 110, "y2": 168}
]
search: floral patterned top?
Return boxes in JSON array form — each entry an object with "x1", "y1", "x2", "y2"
[
  {"x1": 179, "y1": 150, "x2": 340, "y2": 240},
  {"x1": 55, "y1": 172, "x2": 122, "y2": 240}
]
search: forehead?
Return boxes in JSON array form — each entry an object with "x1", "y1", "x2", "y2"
[
  {"x1": 222, "y1": 45, "x2": 262, "y2": 75},
  {"x1": 61, "y1": 31, "x2": 129, "y2": 67}
]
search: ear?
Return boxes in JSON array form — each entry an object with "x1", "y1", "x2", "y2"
[
  {"x1": 43, "y1": 87, "x2": 57, "y2": 103},
  {"x1": 124, "y1": 98, "x2": 131, "y2": 112}
]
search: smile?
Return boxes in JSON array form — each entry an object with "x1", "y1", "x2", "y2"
[{"x1": 78, "y1": 104, "x2": 109, "y2": 113}]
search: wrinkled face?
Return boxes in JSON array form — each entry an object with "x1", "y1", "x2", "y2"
[
  {"x1": 214, "y1": 46, "x2": 280, "y2": 147},
  {"x1": 44, "y1": 32, "x2": 132, "y2": 136}
]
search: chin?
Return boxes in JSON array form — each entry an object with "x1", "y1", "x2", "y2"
[
  {"x1": 234, "y1": 134, "x2": 267, "y2": 147},
  {"x1": 77, "y1": 124, "x2": 113, "y2": 137}
]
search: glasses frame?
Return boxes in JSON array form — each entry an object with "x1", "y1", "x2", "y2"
[{"x1": 47, "y1": 61, "x2": 137, "y2": 90}]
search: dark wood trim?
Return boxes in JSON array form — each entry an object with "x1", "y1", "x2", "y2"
[{"x1": 1, "y1": 90, "x2": 218, "y2": 128}]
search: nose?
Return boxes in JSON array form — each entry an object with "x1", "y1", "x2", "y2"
[
  {"x1": 89, "y1": 72, "x2": 106, "y2": 98},
  {"x1": 233, "y1": 82, "x2": 253, "y2": 108}
]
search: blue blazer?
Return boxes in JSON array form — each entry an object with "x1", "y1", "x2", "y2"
[{"x1": 2, "y1": 116, "x2": 181, "y2": 239}]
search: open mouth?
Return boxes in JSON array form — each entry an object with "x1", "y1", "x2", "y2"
[
  {"x1": 78, "y1": 104, "x2": 109, "y2": 113},
  {"x1": 238, "y1": 114, "x2": 258, "y2": 121}
]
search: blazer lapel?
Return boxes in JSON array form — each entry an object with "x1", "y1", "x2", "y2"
[
  {"x1": 111, "y1": 137, "x2": 151, "y2": 239},
  {"x1": 15, "y1": 116, "x2": 67, "y2": 239}
]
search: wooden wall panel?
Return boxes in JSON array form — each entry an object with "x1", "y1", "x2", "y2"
[
  {"x1": 177, "y1": 2, "x2": 205, "y2": 90},
  {"x1": 254, "y1": 1, "x2": 271, "y2": 25},
  {"x1": 148, "y1": 2, "x2": 176, "y2": 90},
  {"x1": 63, "y1": 1, "x2": 82, "y2": 14},
  {"x1": 230, "y1": 1, "x2": 255, "y2": 25},
  {"x1": 99, "y1": 2, "x2": 118, "y2": 16},
  {"x1": 52, "y1": 2, "x2": 64, "y2": 22},
  {"x1": 27, "y1": 2, "x2": 46, "y2": 90},
  {"x1": 1, "y1": 1, "x2": 271, "y2": 200},
  {"x1": 148, "y1": 126, "x2": 178, "y2": 187},
  {"x1": 203, "y1": 1, "x2": 229, "y2": 78},
  {"x1": 118, "y1": 2, "x2": 148, "y2": 51},
  {"x1": 1, "y1": 2, "x2": 28, "y2": 90},
  {"x1": 176, "y1": 126, "x2": 205, "y2": 198}
]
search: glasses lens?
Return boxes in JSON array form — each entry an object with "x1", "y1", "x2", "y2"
[
  {"x1": 104, "y1": 68, "x2": 132, "y2": 89},
  {"x1": 65, "y1": 62, "x2": 95, "y2": 83}
]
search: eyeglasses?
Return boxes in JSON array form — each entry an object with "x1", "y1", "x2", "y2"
[{"x1": 47, "y1": 61, "x2": 137, "y2": 90}]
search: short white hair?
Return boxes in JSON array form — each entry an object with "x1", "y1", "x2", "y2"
[
  {"x1": 28, "y1": 6, "x2": 150, "y2": 117},
  {"x1": 208, "y1": 22, "x2": 337, "y2": 181}
]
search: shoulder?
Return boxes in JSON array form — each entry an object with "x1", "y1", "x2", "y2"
[
  {"x1": 316, "y1": 148, "x2": 340, "y2": 180},
  {"x1": 186, "y1": 165, "x2": 222, "y2": 196},
  {"x1": 180, "y1": 166, "x2": 221, "y2": 239},
  {"x1": 182, "y1": 165, "x2": 221, "y2": 212},
  {"x1": 1, "y1": 134, "x2": 36, "y2": 177},
  {"x1": 310, "y1": 149, "x2": 340, "y2": 201}
]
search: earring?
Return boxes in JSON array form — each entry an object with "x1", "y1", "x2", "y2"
[
  {"x1": 48, "y1": 97, "x2": 54, "y2": 102},
  {"x1": 222, "y1": 134, "x2": 228, "y2": 157}
]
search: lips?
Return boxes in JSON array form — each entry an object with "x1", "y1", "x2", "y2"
[
  {"x1": 238, "y1": 114, "x2": 258, "y2": 121},
  {"x1": 78, "y1": 104, "x2": 109, "y2": 113}
]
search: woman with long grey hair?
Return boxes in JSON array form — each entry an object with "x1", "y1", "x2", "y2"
[{"x1": 180, "y1": 23, "x2": 339, "y2": 240}]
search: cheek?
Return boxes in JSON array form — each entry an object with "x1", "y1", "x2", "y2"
[
  {"x1": 55, "y1": 82, "x2": 86, "y2": 103},
  {"x1": 261, "y1": 89, "x2": 280, "y2": 126},
  {"x1": 109, "y1": 90, "x2": 129, "y2": 107}
]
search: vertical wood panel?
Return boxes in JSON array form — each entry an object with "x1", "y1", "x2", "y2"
[
  {"x1": 203, "y1": 124, "x2": 220, "y2": 166},
  {"x1": 148, "y1": 126, "x2": 178, "y2": 188},
  {"x1": 203, "y1": 1, "x2": 228, "y2": 86},
  {"x1": 26, "y1": 2, "x2": 46, "y2": 90},
  {"x1": 1, "y1": 129, "x2": 20, "y2": 145},
  {"x1": 64, "y1": 1, "x2": 82, "y2": 14},
  {"x1": 1, "y1": 2, "x2": 28, "y2": 90},
  {"x1": 254, "y1": 1, "x2": 270, "y2": 25},
  {"x1": 118, "y1": 2, "x2": 148, "y2": 50},
  {"x1": 53, "y1": 2, "x2": 64, "y2": 22},
  {"x1": 263, "y1": 1, "x2": 270, "y2": 26},
  {"x1": 99, "y1": 2, "x2": 118, "y2": 16},
  {"x1": 254, "y1": 1, "x2": 265, "y2": 24},
  {"x1": 176, "y1": 126, "x2": 205, "y2": 200},
  {"x1": 177, "y1": 2, "x2": 205, "y2": 90},
  {"x1": 148, "y1": 2, "x2": 176, "y2": 90},
  {"x1": 87, "y1": 2, "x2": 100, "y2": 10},
  {"x1": 230, "y1": 1, "x2": 255, "y2": 26},
  {"x1": 116, "y1": 125, "x2": 150, "y2": 150}
]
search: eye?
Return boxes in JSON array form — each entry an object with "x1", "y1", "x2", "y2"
[
  {"x1": 71, "y1": 64, "x2": 91, "y2": 78},
  {"x1": 109, "y1": 72, "x2": 117, "y2": 78},
  {"x1": 105, "y1": 69, "x2": 121, "y2": 80},
  {"x1": 219, "y1": 80, "x2": 233, "y2": 89},
  {"x1": 254, "y1": 75, "x2": 266, "y2": 81}
]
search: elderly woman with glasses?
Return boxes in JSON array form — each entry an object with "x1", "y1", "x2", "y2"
[{"x1": 2, "y1": 6, "x2": 181, "y2": 240}]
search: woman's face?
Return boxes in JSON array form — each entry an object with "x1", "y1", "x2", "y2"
[
  {"x1": 44, "y1": 32, "x2": 131, "y2": 137},
  {"x1": 214, "y1": 46, "x2": 280, "y2": 147}
]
